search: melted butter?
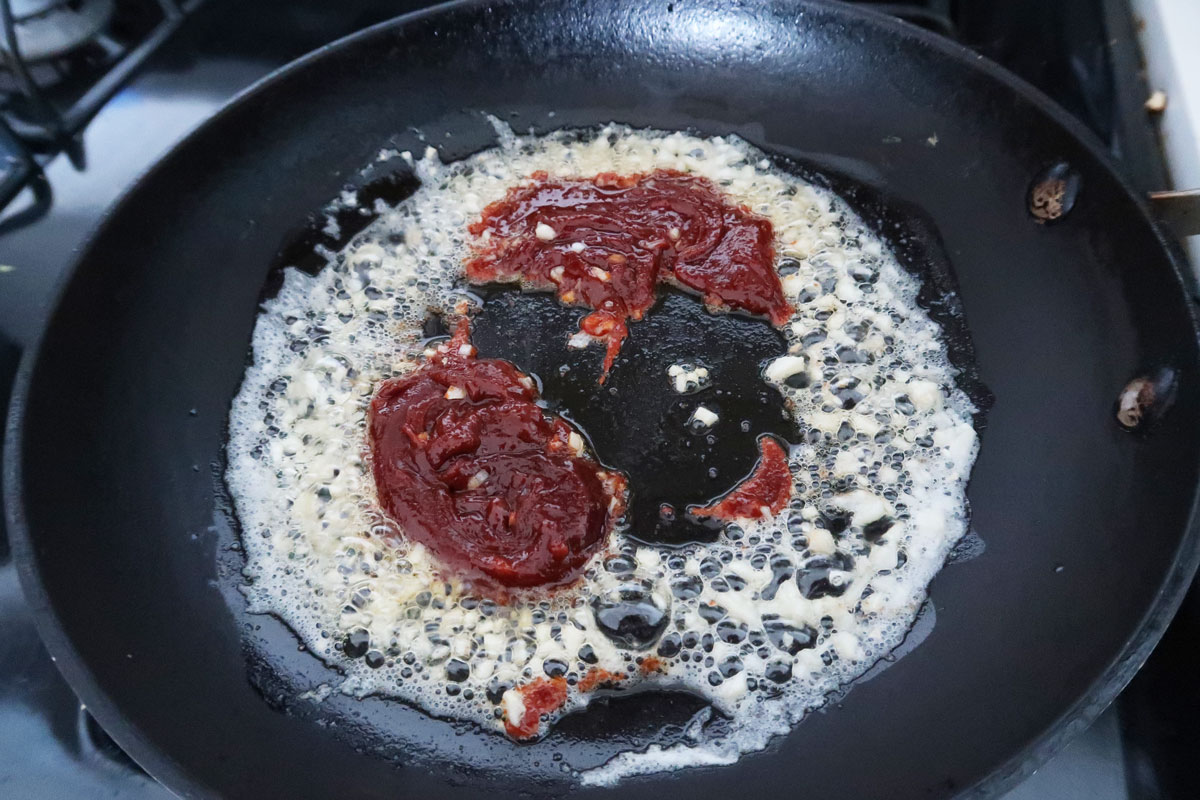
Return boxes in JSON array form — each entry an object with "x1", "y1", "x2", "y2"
[{"x1": 224, "y1": 122, "x2": 978, "y2": 784}]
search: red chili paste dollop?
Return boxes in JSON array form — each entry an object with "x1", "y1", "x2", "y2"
[
  {"x1": 369, "y1": 320, "x2": 626, "y2": 588},
  {"x1": 691, "y1": 437, "x2": 793, "y2": 521},
  {"x1": 465, "y1": 169, "x2": 792, "y2": 380}
]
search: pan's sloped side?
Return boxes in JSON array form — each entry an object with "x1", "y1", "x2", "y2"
[{"x1": 5, "y1": 1, "x2": 1199, "y2": 798}]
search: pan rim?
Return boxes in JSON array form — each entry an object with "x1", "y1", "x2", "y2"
[{"x1": 4, "y1": 0, "x2": 1199, "y2": 796}]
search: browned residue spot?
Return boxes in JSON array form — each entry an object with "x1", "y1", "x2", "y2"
[
  {"x1": 1117, "y1": 377, "x2": 1156, "y2": 429},
  {"x1": 1115, "y1": 368, "x2": 1177, "y2": 432},
  {"x1": 1030, "y1": 178, "x2": 1067, "y2": 222}
]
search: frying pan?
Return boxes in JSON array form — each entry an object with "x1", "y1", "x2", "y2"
[{"x1": 5, "y1": 0, "x2": 1200, "y2": 797}]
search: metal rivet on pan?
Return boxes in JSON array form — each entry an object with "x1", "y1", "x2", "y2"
[
  {"x1": 1116, "y1": 367, "x2": 1177, "y2": 431},
  {"x1": 1029, "y1": 162, "x2": 1081, "y2": 223}
]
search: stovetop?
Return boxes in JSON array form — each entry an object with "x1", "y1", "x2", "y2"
[{"x1": 0, "y1": 1, "x2": 1196, "y2": 797}]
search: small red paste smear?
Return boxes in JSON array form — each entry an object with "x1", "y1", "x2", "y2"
[
  {"x1": 504, "y1": 677, "x2": 569, "y2": 740},
  {"x1": 577, "y1": 668, "x2": 625, "y2": 693},
  {"x1": 369, "y1": 319, "x2": 626, "y2": 588},
  {"x1": 691, "y1": 437, "x2": 793, "y2": 521},
  {"x1": 465, "y1": 169, "x2": 792, "y2": 381},
  {"x1": 639, "y1": 656, "x2": 664, "y2": 676}
]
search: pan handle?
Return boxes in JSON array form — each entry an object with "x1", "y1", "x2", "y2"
[{"x1": 1149, "y1": 189, "x2": 1200, "y2": 239}]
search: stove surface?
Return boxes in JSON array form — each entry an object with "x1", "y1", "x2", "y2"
[{"x1": 0, "y1": 1, "x2": 1193, "y2": 798}]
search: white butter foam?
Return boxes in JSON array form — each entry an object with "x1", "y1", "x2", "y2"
[{"x1": 224, "y1": 122, "x2": 978, "y2": 784}]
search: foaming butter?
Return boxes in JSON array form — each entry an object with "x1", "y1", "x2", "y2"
[{"x1": 225, "y1": 122, "x2": 978, "y2": 784}]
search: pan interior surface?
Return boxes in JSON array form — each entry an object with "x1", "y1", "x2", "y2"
[{"x1": 5, "y1": 1, "x2": 1199, "y2": 798}]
